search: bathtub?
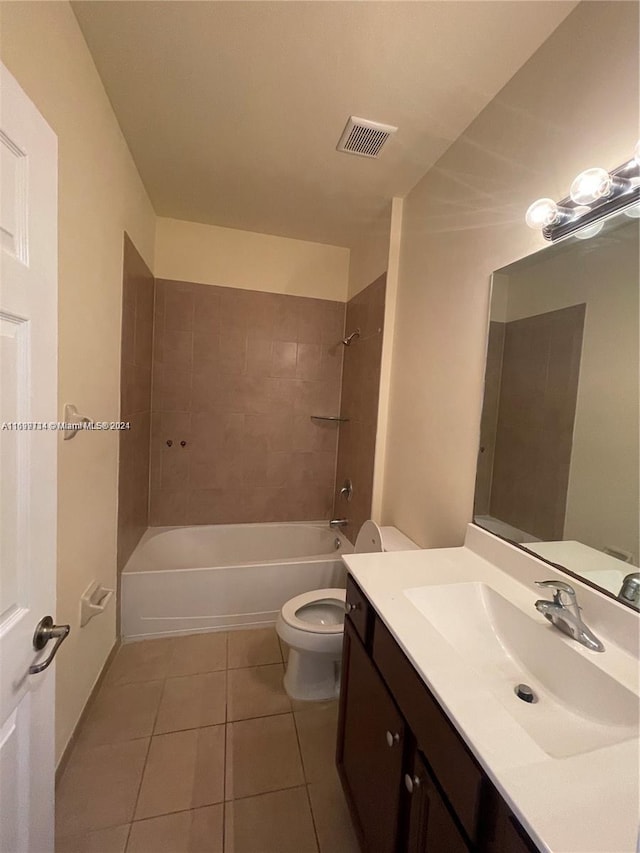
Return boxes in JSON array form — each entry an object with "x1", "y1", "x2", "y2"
[{"x1": 121, "y1": 522, "x2": 353, "y2": 641}]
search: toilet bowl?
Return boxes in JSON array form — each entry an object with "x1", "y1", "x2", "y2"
[{"x1": 276, "y1": 520, "x2": 418, "y2": 701}]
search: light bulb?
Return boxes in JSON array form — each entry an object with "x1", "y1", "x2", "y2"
[
  {"x1": 624, "y1": 203, "x2": 640, "y2": 219},
  {"x1": 574, "y1": 221, "x2": 604, "y2": 240},
  {"x1": 570, "y1": 168, "x2": 613, "y2": 205},
  {"x1": 525, "y1": 198, "x2": 559, "y2": 229},
  {"x1": 635, "y1": 140, "x2": 640, "y2": 167}
]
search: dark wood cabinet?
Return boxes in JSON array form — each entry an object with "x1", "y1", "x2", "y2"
[
  {"x1": 345, "y1": 574, "x2": 371, "y2": 645},
  {"x1": 405, "y1": 749, "x2": 469, "y2": 853},
  {"x1": 337, "y1": 575, "x2": 538, "y2": 853},
  {"x1": 486, "y1": 799, "x2": 540, "y2": 853},
  {"x1": 337, "y1": 618, "x2": 405, "y2": 853}
]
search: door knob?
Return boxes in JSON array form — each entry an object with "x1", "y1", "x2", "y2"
[
  {"x1": 29, "y1": 616, "x2": 70, "y2": 674},
  {"x1": 385, "y1": 730, "x2": 400, "y2": 747},
  {"x1": 404, "y1": 773, "x2": 422, "y2": 794},
  {"x1": 345, "y1": 601, "x2": 360, "y2": 613}
]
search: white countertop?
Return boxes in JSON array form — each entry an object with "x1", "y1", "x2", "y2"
[
  {"x1": 522, "y1": 540, "x2": 630, "y2": 598},
  {"x1": 343, "y1": 525, "x2": 640, "y2": 853}
]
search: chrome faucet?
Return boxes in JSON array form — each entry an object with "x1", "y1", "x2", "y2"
[
  {"x1": 329, "y1": 519, "x2": 348, "y2": 530},
  {"x1": 534, "y1": 580, "x2": 605, "y2": 652},
  {"x1": 618, "y1": 572, "x2": 640, "y2": 610}
]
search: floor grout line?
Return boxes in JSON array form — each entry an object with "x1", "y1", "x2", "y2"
[
  {"x1": 292, "y1": 704, "x2": 322, "y2": 853},
  {"x1": 128, "y1": 799, "x2": 226, "y2": 824},
  {"x1": 223, "y1": 634, "x2": 230, "y2": 853},
  {"x1": 56, "y1": 628, "x2": 346, "y2": 851},
  {"x1": 224, "y1": 781, "x2": 311, "y2": 804},
  {"x1": 124, "y1": 672, "x2": 168, "y2": 850}
]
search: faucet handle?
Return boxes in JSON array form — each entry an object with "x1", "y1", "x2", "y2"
[{"x1": 535, "y1": 579, "x2": 576, "y2": 606}]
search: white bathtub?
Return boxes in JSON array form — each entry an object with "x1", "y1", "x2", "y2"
[{"x1": 121, "y1": 522, "x2": 353, "y2": 641}]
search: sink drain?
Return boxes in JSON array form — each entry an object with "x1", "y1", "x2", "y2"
[{"x1": 514, "y1": 683, "x2": 537, "y2": 703}]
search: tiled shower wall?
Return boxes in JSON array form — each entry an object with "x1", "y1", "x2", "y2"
[
  {"x1": 333, "y1": 274, "x2": 386, "y2": 543},
  {"x1": 488, "y1": 304, "x2": 585, "y2": 540},
  {"x1": 117, "y1": 235, "x2": 154, "y2": 571},
  {"x1": 474, "y1": 321, "x2": 506, "y2": 516},
  {"x1": 149, "y1": 280, "x2": 346, "y2": 525}
]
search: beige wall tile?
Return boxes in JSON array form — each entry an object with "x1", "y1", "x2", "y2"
[
  {"x1": 218, "y1": 332, "x2": 248, "y2": 375},
  {"x1": 156, "y1": 365, "x2": 192, "y2": 412},
  {"x1": 193, "y1": 286, "x2": 221, "y2": 334},
  {"x1": 224, "y1": 787, "x2": 318, "y2": 853},
  {"x1": 165, "y1": 289, "x2": 195, "y2": 331},
  {"x1": 272, "y1": 341, "x2": 298, "y2": 378},
  {"x1": 150, "y1": 280, "x2": 345, "y2": 526},
  {"x1": 117, "y1": 236, "x2": 154, "y2": 573},
  {"x1": 155, "y1": 672, "x2": 227, "y2": 733},
  {"x1": 489, "y1": 305, "x2": 584, "y2": 539},
  {"x1": 148, "y1": 487, "x2": 191, "y2": 526},
  {"x1": 225, "y1": 714, "x2": 304, "y2": 799},
  {"x1": 127, "y1": 805, "x2": 223, "y2": 853},
  {"x1": 163, "y1": 330, "x2": 194, "y2": 367},
  {"x1": 135, "y1": 727, "x2": 225, "y2": 819},
  {"x1": 334, "y1": 275, "x2": 386, "y2": 542},
  {"x1": 246, "y1": 337, "x2": 273, "y2": 376}
]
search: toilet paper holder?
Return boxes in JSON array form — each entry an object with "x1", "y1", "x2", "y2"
[{"x1": 80, "y1": 581, "x2": 114, "y2": 627}]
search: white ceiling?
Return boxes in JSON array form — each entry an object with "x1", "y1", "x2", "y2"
[{"x1": 73, "y1": 1, "x2": 578, "y2": 248}]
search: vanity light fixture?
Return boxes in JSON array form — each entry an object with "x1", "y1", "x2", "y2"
[{"x1": 526, "y1": 142, "x2": 640, "y2": 241}]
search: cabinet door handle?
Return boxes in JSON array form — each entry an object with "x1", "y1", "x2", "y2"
[
  {"x1": 404, "y1": 773, "x2": 422, "y2": 794},
  {"x1": 345, "y1": 601, "x2": 360, "y2": 613},
  {"x1": 385, "y1": 730, "x2": 400, "y2": 747}
]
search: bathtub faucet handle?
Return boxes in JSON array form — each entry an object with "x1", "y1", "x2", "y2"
[
  {"x1": 329, "y1": 519, "x2": 348, "y2": 530},
  {"x1": 339, "y1": 479, "x2": 353, "y2": 502}
]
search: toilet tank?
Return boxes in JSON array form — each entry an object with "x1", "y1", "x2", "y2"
[
  {"x1": 380, "y1": 526, "x2": 419, "y2": 551},
  {"x1": 354, "y1": 520, "x2": 419, "y2": 553}
]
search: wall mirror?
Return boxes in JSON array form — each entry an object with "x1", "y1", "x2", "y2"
[{"x1": 474, "y1": 210, "x2": 639, "y2": 607}]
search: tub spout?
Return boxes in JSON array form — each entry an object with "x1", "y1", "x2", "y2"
[{"x1": 329, "y1": 519, "x2": 348, "y2": 530}]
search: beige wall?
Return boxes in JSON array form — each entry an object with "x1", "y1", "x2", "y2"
[
  {"x1": 381, "y1": 1, "x2": 638, "y2": 547},
  {"x1": 0, "y1": 1, "x2": 156, "y2": 763},
  {"x1": 371, "y1": 197, "x2": 403, "y2": 522},
  {"x1": 347, "y1": 204, "x2": 392, "y2": 300},
  {"x1": 155, "y1": 217, "x2": 350, "y2": 302}
]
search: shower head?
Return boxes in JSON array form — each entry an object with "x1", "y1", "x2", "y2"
[{"x1": 342, "y1": 329, "x2": 360, "y2": 346}]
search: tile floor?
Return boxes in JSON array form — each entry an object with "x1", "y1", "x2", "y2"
[{"x1": 56, "y1": 628, "x2": 360, "y2": 853}]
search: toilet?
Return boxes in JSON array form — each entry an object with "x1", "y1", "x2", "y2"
[{"x1": 276, "y1": 520, "x2": 418, "y2": 701}]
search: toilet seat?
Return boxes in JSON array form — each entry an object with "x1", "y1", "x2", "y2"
[{"x1": 280, "y1": 588, "x2": 346, "y2": 634}]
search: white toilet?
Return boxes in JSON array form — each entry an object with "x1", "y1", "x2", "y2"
[{"x1": 276, "y1": 520, "x2": 418, "y2": 701}]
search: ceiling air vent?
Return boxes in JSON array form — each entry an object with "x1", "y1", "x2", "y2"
[{"x1": 336, "y1": 116, "x2": 398, "y2": 159}]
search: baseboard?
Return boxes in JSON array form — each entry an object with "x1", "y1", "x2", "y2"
[{"x1": 55, "y1": 638, "x2": 121, "y2": 785}]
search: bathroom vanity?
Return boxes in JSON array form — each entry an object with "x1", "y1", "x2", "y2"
[{"x1": 336, "y1": 526, "x2": 640, "y2": 853}]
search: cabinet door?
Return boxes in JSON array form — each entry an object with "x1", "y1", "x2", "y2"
[
  {"x1": 487, "y1": 797, "x2": 539, "y2": 853},
  {"x1": 405, "y1": 750, "x2": 470, "y2": 853},
  {"x1": 337, "y1": 619, "x2": 405, "y2": 853}
]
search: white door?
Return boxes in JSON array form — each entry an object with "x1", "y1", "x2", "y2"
[{"x1": 0, "y1": 63, "x2": 59, "y2": 853}]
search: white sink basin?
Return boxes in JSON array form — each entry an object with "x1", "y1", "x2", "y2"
[{"x1": 404, "y1": 582, "x2": 639, "y2": 759}]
